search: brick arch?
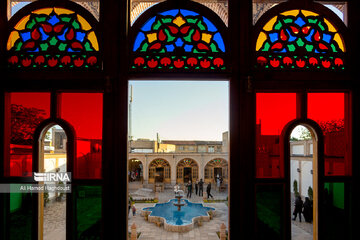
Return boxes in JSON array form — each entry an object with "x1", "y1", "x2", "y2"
[{"x1": 148, "y1": 158, "x2": 171, "y2": 183}]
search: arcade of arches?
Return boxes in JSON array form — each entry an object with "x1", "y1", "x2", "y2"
[{"x1": 128, "y1": 155, "x2": 229, "y2": 185}]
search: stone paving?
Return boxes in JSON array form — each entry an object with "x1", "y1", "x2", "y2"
[
  {"x1": 129, "y1": 186, "x2": 228, "y2": 240},
  {"x1": 43, "y1": 198, "x2": 66, "y2": 240}
]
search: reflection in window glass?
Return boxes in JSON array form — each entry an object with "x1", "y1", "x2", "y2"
[
  {"x1": 307, "y1": 93, "x2": 350, "y2": 176},
  {"x1": 61, "y1": 93, "x2": 103, "y2": 179},
  {"x1": 256, "y1": 93, "x2": 297, "y2": 178},
  {"x1": 4, "y1": 92, "x2": 51, "y2": 177}
]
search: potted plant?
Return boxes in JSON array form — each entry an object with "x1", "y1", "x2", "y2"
[{"x1": 44, "y1": 192, "x2": 49, "y2": 207}]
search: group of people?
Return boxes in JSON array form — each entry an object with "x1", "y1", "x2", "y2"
[
  {"x1": 174, "y1": 179, "x2": 214, "y2": 199},
  {"x1": 128, "y1": 168, "x2": 141, "y2": 182},
  {"x1": 292, "y1": 196, "x2": 313, "y2": 223}
]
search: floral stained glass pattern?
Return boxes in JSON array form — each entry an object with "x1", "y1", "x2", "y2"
[
  {"x1": 7, "y1": 7, "x2": 99, "y2": 69},
  {"x1": 255, "y1": 10, "x2": 345, "y2": 70},
  {"x1": 132, "y1": 9, "x2": 226, "y2": 71}
]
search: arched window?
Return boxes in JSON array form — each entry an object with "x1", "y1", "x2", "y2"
[
  {"x1": 254, "y1": 2, "x2": 347, "y2": 70},
  {"x1": 130, "y1": 1, "x2": 227, "y2": 72},
  {"x1": 7, "y1": 1, "x2": 100, "y2": 69}
]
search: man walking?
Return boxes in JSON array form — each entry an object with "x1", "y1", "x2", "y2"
[{"x1": 206, "y1": 182, "x2": 214, "y2": 199}]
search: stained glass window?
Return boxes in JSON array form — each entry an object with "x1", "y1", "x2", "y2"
[
  {"x1": 7, "y1": 7, "x2": 100, "y2": 69},
  {"x1": 256, "y1": 93, "x2": 297, "y2": 178},
  {"x1": 255, "y1": 9, "x2": 345, "y2": 70},
  {"x1": 132, "y1": 8, "x2": 226, "y2": 71},
  {"x1": 4, "y1": 93, "x2": 51, "y2": 177},
  {"x1": 307, "y1": 93, "x2": 351, "y2": 176}
]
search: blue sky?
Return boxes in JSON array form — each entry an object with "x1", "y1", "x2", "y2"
[{"x1": 129, "y1": 81, "x2": 229, "y2": 141}]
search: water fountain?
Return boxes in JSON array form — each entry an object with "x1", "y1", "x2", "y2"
[{"x1": 173, "y1": 190, "x2": 185, "y2": 211}]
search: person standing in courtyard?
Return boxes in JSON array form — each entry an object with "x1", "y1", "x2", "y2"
[
  {"x1": 198, "y1": 179, "x2": 204, "y2": 196},
  {"x1": 292, "y1": 196, "x2": 303, "y2": 222},
  {"x1": 303, "y1": 197, "x2": 313, "y2": 223},
  {"x1": 195, "y1": 180, "x2": 199, "y2": 195},
  {"x1": 206, "y1": 182, "x2": 214, "y2": 199},
  {"x1": 186, "y1": 180, "x2": 192, "y2": 198}
]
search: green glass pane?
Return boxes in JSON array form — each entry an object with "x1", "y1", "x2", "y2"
[
  {"x1": 296, "y1": 38, "x2": 305, "y2": 47},
  {"x1": 58, "y1": 43, "x2": 67, "y2": 51},
  {"x1": 40, "y1": 43, "x2": 49, "y2": 51},
  {"x1": 140, "y1": 42, "x2": 148, "y2": 52},
  {"x1": 197, "y1": 20, "x2": 206, "y2": 31},
  {"x1": 9, "y1": 191, "x2": 33, "y2": 240},
  {"x1": 322, "y1": 182, "x2": 352, "y2": 240},
  {"x1": 153, "y1": 20, "x2": 162, "y2": 30},
  {"x1": 256, "y1": 184, "x2": 284, "y2": 240},
  {"x1": 72, "y1": 20, "x2": 80, "y2": 30},
  {"x1": 35, "y1": 16, "x2": 47, "y2": 22},
  {"x1": 187, "y1": 18, "x2": 197, "y2": 24},
  {"x1": 305, "y1": 44, "x2": 314, "y2": 52},
  {"x1": 262, "y1": 42, "x2": 271, "y2": 51},
  {"x1": 60, "y1": 16, "x2": 72, "y2": 23},
  {"x1": 84, "y1": 42, "x2": 94, "y2": 51},
  {"x1": 308, "y1": 19, "x2": 317, "y2": 24},
  {"x1": 164, "y1": 29, "x2": 175, "y2": 42},
  {"x1": 49, "y1": 37, "x2": 58, "y2": 46},
  {"x1": 318, "y1": 21, "x2": 326, "y2": 31},
  {"x1": 26, "y1": 18, "x2": 36, "y2": 29},
  {"x1": 274, "y1": 21, "x2": 282, "y2": 30},
  {"x1": 331, "y1": 44, "x2": 338, "y2": 53},
  {"x1": 75, "y1": 185, "x2": 102, "y2": 240},
  {"x1": 162, "y1": 18, "x2": 172, "y2": 24},
  {"x1": 283, "y1": 18, "x2": 293, "y2": 24},
  {"x1": 210, "y1": 43, "x2": 219, "y2": 52},
  {"x1": 183, "y1": 29, "x2": 194, "y2": 42}
]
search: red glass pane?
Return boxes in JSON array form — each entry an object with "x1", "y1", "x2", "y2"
[
  {"x1": 308, "y1": 93, "x2": 350, "y2": 176},
  {"x1": 4, "y1": 93, "x2": 51, "y2": 177},
  {"x1": 256, "y1": 93, "x2": 297, "y2": 178},
  {"x1": 60, "y1": 93, "x2": 103, "y2": 179}
]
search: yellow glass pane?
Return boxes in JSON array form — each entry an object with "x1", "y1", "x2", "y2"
[
  {"x1": 7, "y1": 31, "x2": 20, "y2": 50},
  {"x1": 301, "y1": 10, "x2": 318, "y2": 17},
  {"x1": 334, "y1": 33, "x2": 345, "y2": 52},
  {"x1": 147, "y1": 33, "x2": 157, "y2": 43},
  {"x1": 281, "y1": 10, "x2": 300, "y2": 16},
  {"x1": 263, "y1": 16, "x2": 277, "y2": 31},
  {"x1": 55, "y1": 7, "x2": 74, "y2": 15},
  {"x1": 256, "y1": 31, "x2": 267, "y2": 51},
  {"x1": 32, "y1": 8, "x2": 53, "y2": 15},
  {"x1": 88, "y1": 31, "x2": 99, "y2": 51},
  {"x1": 14, "y1": 15, "x2": 30, "y2": 31},
  {"x1": 201, "y1": 33, "x2": 212, "y2": 44},
  {"x1": 324, "y1": 18, "x2": 337, "y2": 32},
  {"x1": 173, "y1": 16, "x2": 186, "y2": 27},
  {"x1": 77, "y1": 15, "x2": 92, "y2": 31}
]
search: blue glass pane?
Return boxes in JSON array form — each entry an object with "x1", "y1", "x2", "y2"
[
  {"x1": 269, "y1": 33, "x2": 279, "y2": 43},
  {"x1": 203, "y1": 17, "x2": 217, "y2": 32},
  {"x1": 165, "y1": 44, "x2": 175, "y2": 52},
  {"x1": 48, "y1": 15, "x2": 60, "y2": 25},
  {"x1": 160, "y1": 9, "x2": 179, "y2": 17},
  {"x1": 20, "y1": 32, "x2": 31, "y2": 42},
  {"x1": 285, "y1": 29, "x2": 297, "y2": 42},
  {"x1": 213, "y1": 32, "x2": 225, "y2": 52},
  {"x1": 175, "y1": 38, "x2": 184, "y2": 47},
  {"x1": 323, "y1": 33, "x2": 331, "y2": 43},
  {"x1": 141, "y1": 16, "x2": 156, "y2": 31},
  {"x1": 294, "y1": 16, "x2": 306, "y2": 27},
  {"x1": 76, "y1": 32, "x2": 86, "y2": 42},
  {"x1": 305, "y1": 29, "x2": 315, "y2": 42},
  {"x1": 184, "y1": 44, "x2": 193, "y2": 52},
  {"x1": 133, "y1": 32, "x2": 145, "y2": 51},
  {"x1": 180, "y1": 9, "x2": 198, "y2": 17},
  {"x1": 39, "y1": 28, "x2": 49, "y2": 41},
  {"x1": 58, "y1": 28, "x2": 67, "y2": 41}
]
